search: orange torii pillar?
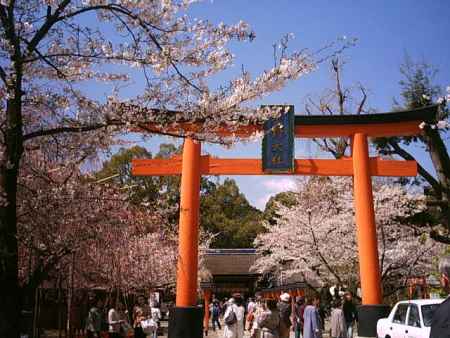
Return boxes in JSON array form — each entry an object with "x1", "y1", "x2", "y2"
[
  {"x1": 353, "y1": 133, "x2": 382, "y2": 304},
  {"x1": 168, "y1": 138, "x2": 203, "y2": 338},
  {"x1": 352, "y1": 133, "x2": 388, "y2": 337}
]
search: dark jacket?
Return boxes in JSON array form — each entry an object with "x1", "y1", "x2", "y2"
[
  {"x1": 277, "y1": 301, "x2": 292, "y2": 327},
  {"x1": 293, "y1": 303, "x2": 305, "y2": 330},
  {"x1": 430, "y1": 297, "x2": 450, "y2": 338},
  {"x1": 257, "y1": 309, "x2": 280, "y2": 338},
  {"x1": 342, "y1": 301, "x2": 357, "y2": 324}
]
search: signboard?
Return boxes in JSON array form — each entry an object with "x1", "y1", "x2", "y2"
[{"x1": 262, "y1": 105, "x2": 295, "y2": 173}]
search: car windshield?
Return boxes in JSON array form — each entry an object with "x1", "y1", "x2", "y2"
[{"x1": 422, "y1": 304, "x2": 441, "y2": 327}]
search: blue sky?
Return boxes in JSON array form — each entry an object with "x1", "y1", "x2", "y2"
[{"x1": 109, "y1": 1, "x2": 450, "y2": 210}]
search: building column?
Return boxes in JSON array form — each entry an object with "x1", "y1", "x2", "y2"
[
  {"x1": 203, "y1": 289, "x2": 212, "y2": 335},
  {"x1": 352, "y1": 133, "x2": 389, "y2": 337},
  {"x1": 169, "y1": 138, "x2": 203, "y2": 338}
]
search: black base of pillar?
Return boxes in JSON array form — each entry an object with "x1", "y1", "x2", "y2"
[
  {"x1": 168, "y1": 306, "x2": 204, "y2": 338},
  {"x1": 357, "y1": 304, "x2": 391, "y2": 337}
]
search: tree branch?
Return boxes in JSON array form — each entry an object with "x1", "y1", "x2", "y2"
[
  {"x1": 332, "y1": 58, "x2": 345, "y2": 115},
  {"x1": 25, "y1": 0, "x2": 72, "y2": 57},
  {"x1": 430, "y1": 230, "x2": 450, "y2": 244},
  {"x1": 59, "y1": 3, "x2": 204, "y2": 93},
  {"x1": 356, "y1": 85, "x2": 367, "y2": 115},
  {"x1": 387, "y1": 139, "x2": 442, "y2": 195},
  {"x1": 21, "y1": 37, "x2": 67, "y2": 79},
  {"x1": 0, "y1": 65, "x2": 7, "y2": 85},
  {"x1": 23, "y1": 122, "x2": 113, "y2": 141}
]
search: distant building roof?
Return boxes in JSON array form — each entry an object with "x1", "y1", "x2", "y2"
[{"x1": 203, "y1": 248, "x2": 259, "y2": 276}]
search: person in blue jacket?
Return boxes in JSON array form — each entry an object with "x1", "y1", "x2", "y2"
[{"x1": 303, "y1": 295, "x2": 322, "y2": 338}]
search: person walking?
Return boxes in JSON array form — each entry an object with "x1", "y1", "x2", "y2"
[
  {"x1": 247, "y1": 298, "x2": 256, "y2": 314},
  {"x1": 117, "y1": 300, "x2": 132, "y2": 338},
  {"x1": 133, "y1": 295, "x2": 150, "y2": 338},
  {"x1": 150, "y1": 301, "x2": 162, "y2": 338},
  {"x1": 246, "y1": 298, "x2": 256, "y2": 331},
  {"x1": 257, "y1": 299, "x2": 280, "y2": 338},
  {"x1": 85, "y1": 297, "x2": 103, "y2": 338},
  {"x1": 250, "y1": 295, "x2": 264, "y2": 338},
  {"x1": 330, "y1": 299, "x2": 346, "y2": 338},
  {"x1": 293, "y1": 296, "x2": 306, "y2": 338},
  {"x1": 108, "y1": 300, "x2": 125, "y2": 338},
  {"x1": 277, "y1": 293, "x2": 292, "y2": 338},
  {"x1": 342, "y1": 292, "x2": 357, "y2": 338},
  {"x1": 303, "y1": 296, "x2": 322, "y2": 338},
  {"x1": 211, "y1": 300, "x2": 222, "y2": 331},
  {"x1": 430, "y1": 255, "x2": 450, "y2": 338},
  {"x1": 223, "y1": 294, "x2": 245, "y2": 338}
]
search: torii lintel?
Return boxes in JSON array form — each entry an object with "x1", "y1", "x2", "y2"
[{"x1": 132, "y1": 157, "x2": 417, "y2": 177}]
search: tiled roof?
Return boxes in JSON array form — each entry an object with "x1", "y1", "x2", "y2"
[{"x1": 203, "y1": 249, "x2": 259, "y2": 276}]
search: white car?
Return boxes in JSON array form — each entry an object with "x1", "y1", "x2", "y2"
[{"x1": 377, "y1": 299, "x2": 444, "y2": 338}]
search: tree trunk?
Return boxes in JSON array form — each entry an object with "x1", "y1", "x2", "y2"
[
  {"x1": 0, "y1": 195, "x2": 21, "y2": 337},
  {"x1": 67, "y1": 254, "x2": 75, "y2": 338},
  {"x1": 423, "y1": 127, "x2": 450, "y2": 232},
  {"x1": 32, "y1": 287, "x2": 41, "y2": 338},
  {"x1": 0, "y1": 78, "x2": 24, "y2": 337}
]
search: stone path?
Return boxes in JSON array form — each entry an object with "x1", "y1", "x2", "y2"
[{"x1": 40, "y1": 320, "x2": 361, "y2": 338}]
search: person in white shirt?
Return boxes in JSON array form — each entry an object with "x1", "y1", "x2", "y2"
[
  {"x1": 108, "y1": 300, "x2": 125, "y2": 338},
  {"x1": 150, "y1": 301, "x2": 162, "y2": 338},
  {"x1": 223, "y1": 294, "x2": 245, "y2": 338}
]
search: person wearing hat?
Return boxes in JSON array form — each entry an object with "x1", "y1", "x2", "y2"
[
  {"x1": 293, "y1": 296, "x2": 306, "y2": 338},
  {"x1": 278, "y1": 293, "x2": 292, "y2": 338},
  {"x1": 430, "y1": 255, "x2": 450, "y2": 338}
]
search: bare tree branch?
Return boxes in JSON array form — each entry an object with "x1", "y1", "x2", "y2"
[
  {"x1": 0, "y1": 65, "x2": 7, "y2": 85},
  {"x1": 386, "y1": 139, "x2": 442, "y2": 195},
  {"x1": 332, "y1": 58, "x2": 345, "y2": 115},
  {"x1": 356, "y1": 85, "x2": 367, "y2": 115}
]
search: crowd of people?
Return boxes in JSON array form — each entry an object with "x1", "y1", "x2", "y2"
[
  {"x1": 85, "y1": 295, "x2": 162, "y2": 338},
  {"x1": 209, "y1": 256, "x2": 450, "y2": 338},
  {"x1": 80, "y1": 254, "x2": 450, "y2": 338},
  {"x1": 208, "y1": 290, "x2": 358, "y2": 338}
]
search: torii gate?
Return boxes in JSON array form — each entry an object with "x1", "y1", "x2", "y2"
[{"x1": 132, "y1": 105, "x2": 437, "y2": 338}]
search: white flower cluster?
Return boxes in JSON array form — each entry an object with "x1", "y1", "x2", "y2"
[{"x1": 252, "y1": 177, "x2": 443, "y2": 289}]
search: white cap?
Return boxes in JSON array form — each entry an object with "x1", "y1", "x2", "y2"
[{"x1": 280, "y1": 293, "x2": 290, "y2": 302}]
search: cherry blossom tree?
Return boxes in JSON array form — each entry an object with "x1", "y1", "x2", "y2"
[
  {"x1": 16, "y1": 148, "x2": 183, "y2": 337},
  {"x1": 17, "y1": 148, "x2": 175, "y2": 292},
  {"x1": 252, "y1": 177, "x2": 444, "y2": 298},
  {"x1": 0, "y1": 1, "x2": 331, "y2": 335}
]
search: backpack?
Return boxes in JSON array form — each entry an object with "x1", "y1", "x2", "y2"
[
  {"x1": 225, "y1": 307, "x2": 237, "y2": 326},
  {"x1": 212, "y1": 304, "x2": 220, "y2": 317}
]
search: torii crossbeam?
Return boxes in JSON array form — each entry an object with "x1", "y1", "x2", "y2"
[{"x1": 132, "y1": 105, "x2": 437, "y2": 338}]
